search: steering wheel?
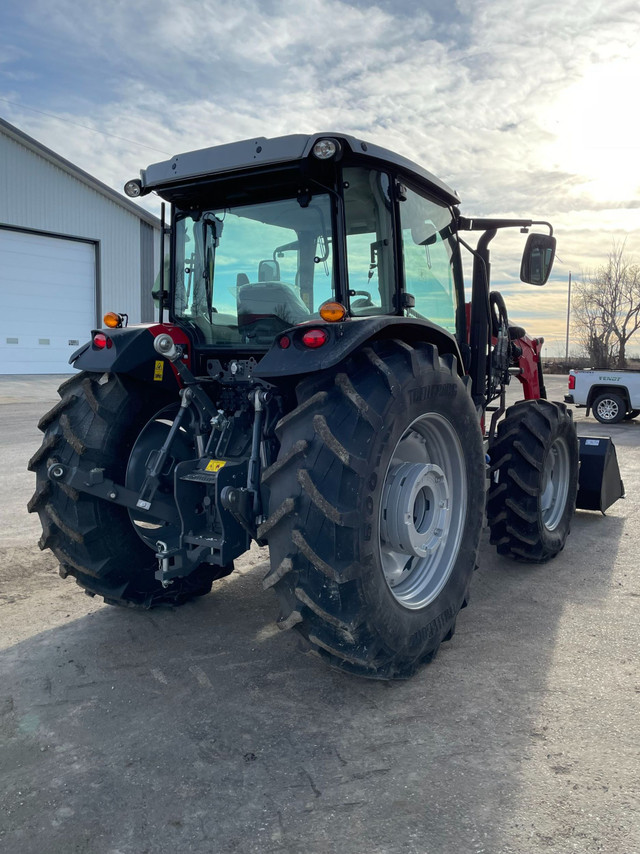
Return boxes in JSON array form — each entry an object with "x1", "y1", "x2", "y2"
[
  {"x1": 490, "y1": 290, "x2": 509, "y2": 339},
  {"x1": 350, "y1": 289, "x2": 374, "y2": 308}
]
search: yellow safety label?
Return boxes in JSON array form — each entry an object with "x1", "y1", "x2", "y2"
[
  {"x1": 205, "y1": 459, "x2": 226, "y2": 472},
  {"x1": 153, "y1": 360, "x2": 165, "y2": 381}
]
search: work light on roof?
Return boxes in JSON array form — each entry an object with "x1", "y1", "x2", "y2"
[
  {"x1": 124, "y1": 179, "x2": 142, "y2": 198},
  {"x1": 312, "y1": 138, "x2": 340, "y2": 160}
]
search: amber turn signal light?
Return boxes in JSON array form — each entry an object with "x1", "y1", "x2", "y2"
[
  {"x1": 319, "y1": 301, "x2": 346, "y2": 322},
  {"x1": 103, "y1": 312, "x2": 123, "y2": 329}
]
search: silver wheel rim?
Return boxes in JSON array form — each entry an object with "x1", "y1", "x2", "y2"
[
  {"x1": 379, "y1": 413, "x2": 467, "y2": 610},
  {"x1": 540, "y1": 437, "x2": 571, "y2": 531},
  {"x1": 596, "y1": 398, "x2": 619, "y2": 421},
  {"x1": 126, "y1": 405, "x2": 194, "y2": 549}
]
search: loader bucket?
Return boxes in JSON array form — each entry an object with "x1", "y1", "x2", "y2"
[{"x1": 576, "y1": 436, "x2": 625, "y2": 513}]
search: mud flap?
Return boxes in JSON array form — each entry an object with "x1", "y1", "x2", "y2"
[{"x1": 576, "y1": 436, "x2": 625, "y2": 513}]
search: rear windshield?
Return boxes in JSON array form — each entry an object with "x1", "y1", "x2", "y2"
[{"x1": 173, "y1": 194, "x2": 334, "y2": 346}]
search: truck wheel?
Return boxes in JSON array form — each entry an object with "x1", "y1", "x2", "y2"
[
  {"x1": 28, "y1": 371, "x2": 230, "y2": 608},
  {"x1": 592, "y1": 392, "x2": 626, "y2": 424},
  {"x1": 487, "y1": 399, "x2": 579, "y2": 562},
  {"x1": 260, "y1": 340, "x2": 485, "y2": 679}
]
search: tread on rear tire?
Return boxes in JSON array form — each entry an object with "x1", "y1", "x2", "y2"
[
  {"x1": 28, "y1": 371, "x2": 230, "y2": 607},
  {"x1": 260, "y1": 340, "x2": 485, "y2": 679}
]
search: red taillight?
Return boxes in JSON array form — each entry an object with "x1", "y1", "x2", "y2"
[
  {"x1": 93, "y1": 333, "x2": 112, "y2": 349},
  {"x1": 278, "y1": 335, "x2": 291, "y2": 349},
  {"x1": 301, "y1": 328, "x2": 328, "y2": 349},
  {"x1": 568, "y1": 374, "x2": 575, "y2": 390}
]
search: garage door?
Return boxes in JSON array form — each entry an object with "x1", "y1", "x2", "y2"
[{"x1": 0, "y1": 229, "x2": 96, "y2": 374}]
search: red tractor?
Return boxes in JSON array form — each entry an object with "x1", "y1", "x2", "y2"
[{"x1": 30, "y1": 133, "x2": 582, "y2": 678}]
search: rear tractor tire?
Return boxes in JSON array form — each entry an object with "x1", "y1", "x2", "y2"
[
  {"x1": 487, "y1": 399, "x2": 579, "y2": 562},
  {"x1": 260, "y1": 340, "x2": 485, "y2": 679},
  {"x1": 28, "y1": 371, "x2": 231, "y2": 608}
]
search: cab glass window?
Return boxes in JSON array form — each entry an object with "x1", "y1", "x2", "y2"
[
  {"x1": 399, "y1": 187, "x2": 457, "y2": 333},
  {"x1": 173, "y1": 194, "x2": 334, "y2": 346},
  {"x1": 343, "y1": 167, "x2": 395, "y2": 316}
]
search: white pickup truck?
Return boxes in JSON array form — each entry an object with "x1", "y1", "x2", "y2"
[{"x1": 565, "y1": 368, "x2": 640, "y2": 423}]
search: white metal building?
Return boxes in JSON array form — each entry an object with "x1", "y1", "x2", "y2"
[{"x1": 0, "y1": 118, "x2": 161, "y2": 374}]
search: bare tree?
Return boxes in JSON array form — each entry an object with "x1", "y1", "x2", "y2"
[{"x1": 572, "y1": 243, "x2": 640, "y2": 369}]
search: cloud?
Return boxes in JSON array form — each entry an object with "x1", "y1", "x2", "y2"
[{"x1": 2, "y1": 0, "x2": 640, "y2": 352}]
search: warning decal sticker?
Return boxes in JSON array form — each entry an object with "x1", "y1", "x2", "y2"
[
  {"x1": 153, "y1": 360, "x2": 165, "y2": 381},
  {"x1": 205, "y1": 459, "x2": 227, "y2": 472}
]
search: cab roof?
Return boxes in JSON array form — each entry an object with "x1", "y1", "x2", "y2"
[{"x1": 140, "y1": 132, "x2": 461, "y2": 206}]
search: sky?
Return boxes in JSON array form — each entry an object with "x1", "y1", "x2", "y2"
[{"x1": 1, "y1": 0, "x2": 640, "y2": 355}]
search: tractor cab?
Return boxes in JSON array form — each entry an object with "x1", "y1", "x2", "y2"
[
  {"x1": 133, "y1": 134, "x2": 466, "y2": 363},
  {"x1": 129, "y1": 133, "x2": 555, "y2": 413}
]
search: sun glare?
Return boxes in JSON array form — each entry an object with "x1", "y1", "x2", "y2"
[{"x1": 545, "y1": 55, "x2": 640, "y2": 204}]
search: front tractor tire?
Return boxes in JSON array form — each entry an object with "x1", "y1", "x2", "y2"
[
  {"x1": 28, "y1": 371, "x2": 227, "y2": 607},
  {"x1": 487, "y1": 399, "x2": 579, "y2": 562},
  {"x1": 260, "y1": 341, "x2": 485, "y2": 680}
]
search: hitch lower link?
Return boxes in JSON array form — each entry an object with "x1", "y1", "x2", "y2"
[{"x1": 47, "y1": 462, "x2": 179, "y2": 525}]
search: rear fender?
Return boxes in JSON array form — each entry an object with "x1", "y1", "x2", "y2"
[
  {"x1": 253, "y1": 316, "x2": 463, "y2": 380},
  {"x1": 70, "y1": 324, "x2": 191, "y2": 389}
]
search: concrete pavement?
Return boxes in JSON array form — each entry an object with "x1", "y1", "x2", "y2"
[{"x1": 0, "y1": 372, "x2": 638, "y2": 854}]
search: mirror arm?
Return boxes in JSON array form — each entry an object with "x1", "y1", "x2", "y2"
[
  {"x1": 531, "y1": 220, "x2": 553, "y2": 237},
  {"x1": 458, "y1": 217, "x2": 553, "y2": 237}
]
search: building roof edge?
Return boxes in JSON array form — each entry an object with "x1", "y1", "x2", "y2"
[{"x1": 0, "y1": 117, "x2": 161, "y2": 230}]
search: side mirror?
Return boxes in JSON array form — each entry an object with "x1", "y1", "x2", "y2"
[
  {"x1": 520, "y1": 233, "x2": 556, "y2": 286},
  {"x1": 258, "y1": 259, "x2": 280, "y2": 282}
]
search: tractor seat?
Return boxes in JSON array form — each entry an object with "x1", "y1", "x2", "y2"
[{"x1": 237, "y1": 282, "x2": 310, "y2": 342}]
